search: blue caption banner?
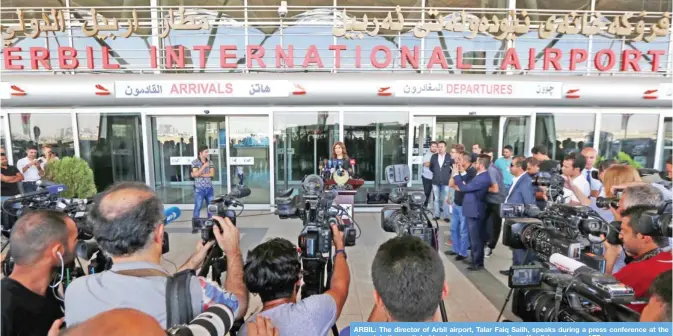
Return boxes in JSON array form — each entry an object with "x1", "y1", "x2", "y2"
[{"x1": 348, "y1": 322, "x2": 672, "y2": 336}]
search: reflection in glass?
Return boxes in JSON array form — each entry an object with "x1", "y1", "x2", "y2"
[
  {"x1": 344, "y1": 112, "x2": 408, "y2": 204},
  {"x1": 662, "y1": 117, "x2": 672, "y2": 171},
  {"x1": 8, "y1": 113, "x2": 74, "y2": 160},
  {"x1": 229, "y1": 116, "x2": 270, "y2": 204},
  {"x1": 196, "y1": 117, "x2": 228, "y2": 195},
  {"x1": 503, "y1": 117, "x2": 529, "y2": 156},
  {"x1": 535, "y1": 113, "x2": 595, "y2": 162},
  {"x1": 78, "y1": 113, "x2": 145, "y2": 192},
  {"x1": 152, "y1": 116, "x2": 195, "y2": 204},
  {"x1": 599, "y1": 114, "x2": 659, "y2": 168},
  {"x1": 412, "y1": 117, "x2": 433, "y2": 182},
  {"x1": 273, "y1": 112, "x2": 339, "y2": 194},
  {"x1": 436, "y1": 118, "x2": 499, "y2": 153}
]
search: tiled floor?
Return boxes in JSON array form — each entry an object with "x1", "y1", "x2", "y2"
[{"x1": 163, "y1": 210, "x2": 516, "y2": 325}]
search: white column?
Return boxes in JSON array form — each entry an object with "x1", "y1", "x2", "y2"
[
  {"x1": 3, "y1": 115, "x2": 13, "y2": 165},
  {"x1": 497, "y1": 116, "x2": 506, "y2": 158},
  {"x1": 150, "y1": 0, "x2": 161, "y2": 73},
  {"x1": 71, "y1": 111, "x2": 80, "y2": 158},
  {"x1": 225, "y1": 116, "x2": 232, "y2": 194},
  {"x1": 407, "y1": 112, "x2": 414, "y2": 187},
  {"x1": 268, "y1": 112, "x2": 275, "y2": 208},
  {"x1": 244, "y1": 0, "x2": 249, "y2": 73},
  {"x1": 141, "y1": 112, "x2": 152, "y2": 186},
  {"x1": 654, "y1": 113, "x2": 666, "y2": 169},
  {"x1": 593, "y1": 113, "x2": 602, "y2": 156},
  {"x1": 420, "y1": 0, "x2": 426, "y2": 73},
  {"x1": 586, "y1": 0, "x2": 597, "y2": 75},
  {"x1": 526, "y1": 112, "x2": 536, "y2": 156}
]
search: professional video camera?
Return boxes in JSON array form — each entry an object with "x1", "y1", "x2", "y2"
[
  {"x1": 371, "y1": 165, "x2": 438, "y2": 250},
  {"x1": 192, "y1": 187, "x2": 250, "y2": 243},
  {"x1": 498, "y1": 198, "x2": 642, "y2": 322},
  {"x1": 532, "y1": 168, "x2": 566, "y2": 204},
  {"x1": 166, "y1": 304, "x2": 234, "y2": 336},
  {"x1": 274, "y1": 174, "x2": 360, "y2": 336},
  {"x1": 1, "y1": 182, "x2": 67, "y2": 237}
]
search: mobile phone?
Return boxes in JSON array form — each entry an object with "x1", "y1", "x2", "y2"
[{"x1": 591, "y1": 170, "x2": 599, "y2": 180}]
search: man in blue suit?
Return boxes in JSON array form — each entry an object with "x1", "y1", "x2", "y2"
[
  {"x1": 500, "y1": 156, "x2": 537, "y2": 275},
  {"x1": 453, "y1": 154, "x2": 492, "y2": 271}
]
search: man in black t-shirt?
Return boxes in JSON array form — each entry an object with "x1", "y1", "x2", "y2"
[
  {"x1": 2, "y1": 210, "x2": 78, "y2": 336},
  {"x1": 531, "y1": 144, "x2": 559, "y2": 172},
  {"x1": 1, "y1": 147, "x2": 23, "y2": 200}
]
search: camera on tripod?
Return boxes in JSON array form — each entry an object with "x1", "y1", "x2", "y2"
[
  {"x1": 368, "y1": 165, "x2": 437, "y2": 250},
  {"x1": 192, "y1": 187, "x2": 250, "y2": 243}
]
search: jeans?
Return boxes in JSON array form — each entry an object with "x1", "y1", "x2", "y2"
[
  {"x1": 422, "y1": 177, "x2": 433, "y2": 207},
  {"x1": 450, "y1": 205, "x2": 470, "y2": 257},
  {"x1": 467, "y1": 216, "x2": 486, "y2": 267},
  {"x1": 193, "y1": 187, "x2": 214, "y2": 218},
  {"x1": 486, "y1": 202, "x2": 503, "y2": 249},
  {"x1": 432, "y1": 184, "x2": 450, "y2": 219}
]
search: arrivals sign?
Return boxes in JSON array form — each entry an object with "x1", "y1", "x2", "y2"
[{"x1": 115, "y1": 80, "x2": 291, "y2": 98}]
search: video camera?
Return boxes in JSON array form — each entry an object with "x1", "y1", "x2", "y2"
[
  {"x1": 1, "y1": 182, "x2": 68, "y2": 237},
  {"x1": 369, "y1": 164, "x2": 437, "y2": 250},
  {"x1": 532, "y1": 168, "x2": 566, "y2": 204},
  {"x1": 192, "y1": 187, "x2": 250, "y2": 243}
]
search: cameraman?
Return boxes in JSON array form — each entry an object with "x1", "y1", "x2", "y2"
[
  {"x1": 366, "y1": 236, "x2": 448, "y2": 322},
  {"x1": 640, "y1": 270, "x2": 672, "y2": 322},
  {"x1": 531, "y1": 145, "x2": 558, "y2": 172},
  {"x1": 602, "y1": 204, "x2": 672, "y2": 313},
  {"x1": 2, "y1": 210, "x2": 78, "y2": 336},
  {"x1": 239, "y1": 223, "x2": 350, "y2": 336},
  {"x1": 64, "y1": 182, "x2": 248, "y2": 328}
]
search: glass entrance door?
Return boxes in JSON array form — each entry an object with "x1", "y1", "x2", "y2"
[
  {"x1": 273, "y1": 112, "x2": 339, "y2": 194},
  {"x1": 344, "y1": 111, "x2": 409, "y2": 204},
  {"x1": 228, "y1": 116, "x2": 271, "y2": 204},
  {"x1": 77, "y1": 113, "x2": 144, "y2": 192},
  {"x1": 436, "y1": 117, "x2": 499, "y2": 154},
  {"x1": 151, "y1": 116, "x2": 195, "y2": 204},
  {"x1": 196, "y1": 117, "x2": 228, "y2": 196}
]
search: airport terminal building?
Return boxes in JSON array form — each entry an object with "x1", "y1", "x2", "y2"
[{"x1": 0, "y1": 0, "x2": 671, "y2": 209}]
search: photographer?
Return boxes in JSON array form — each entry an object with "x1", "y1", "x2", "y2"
[
  {"x1": 16, "y1": 146, "x2": 44, "y2": 193},
  {"x1": 366, "y1": 236, "x2": 448, "y2": 322},
  {"x1": 602, "y1": 204, "x2": 672, "y2": 313},
  {"x1": 64, "y1": 182, "x2": 248, "y2": 328},
  {"x1": 530, "y1": 145, "x2": 558, "y2": 172},
  {"x1": 2, "y1": 210, "x2": 78, "y2": 336},
  {"x1": 559, "y1": 153, "x2": 591, "y2": 206},
  {"x1": 239, "y1": 223, "x2": 350, "y2": 336},
  {"x1": 640, "y1": 270, "x2": 672, "y2": 322}
]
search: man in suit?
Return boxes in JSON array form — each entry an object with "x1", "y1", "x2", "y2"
[
  {"x1": 452, "y1": 154, "x2": 492, "y2": 271},
  {"x1": 428, "y1": 141, "x2": 454, "y2": 221},
  {"x1": 499, "y1": 156, "x2": 536, "y2": 275}
]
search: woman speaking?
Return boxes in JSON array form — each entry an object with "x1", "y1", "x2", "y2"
[{"x1": 331, "y1": 141, "x2": 352, "y2": 172}]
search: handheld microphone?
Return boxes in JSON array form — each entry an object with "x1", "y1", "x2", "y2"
[
  {"x1": 328, "y1": 159, "x2": 333, "y2": 169},
  {"x1": 164, "y1": 207, "x2": 181, "y2": 225}
]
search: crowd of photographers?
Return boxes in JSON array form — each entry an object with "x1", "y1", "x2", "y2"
[{"x1": 1, "y1": 144, "x2": 672, "y2": 336}]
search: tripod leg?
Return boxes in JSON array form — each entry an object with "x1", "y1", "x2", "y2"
[
  {"x1": 497, "y1": 288, "x2": 514, "y2": 322},
  {"x1": 439, "y1": 300, "x2": 448, "y2": 322}
]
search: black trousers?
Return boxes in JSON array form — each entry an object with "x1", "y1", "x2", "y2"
[
  {"x1": 486, "y1": 202, "x2": 503, "y2": 249},
  {"x1": 422, "y1": 177, "x2": 433, "y2": 207}
]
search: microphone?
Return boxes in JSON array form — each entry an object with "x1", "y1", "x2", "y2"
[
  {"x1": 7, "y1": 184, "x2": 66, "y2": 201},
  {"x1": 230, "y1": 187, "x2": 251, "y2": 198},
  {"x1": 164, "y1": 207, "x2": 181, "y2": 225}
]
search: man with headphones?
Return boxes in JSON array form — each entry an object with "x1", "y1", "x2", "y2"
[
  {"x1": 1, "y1": 210, "x2": 79, "y2": 336},
  {"x1": 602, "y1": 185, "x2": 672, "y2": 313}
]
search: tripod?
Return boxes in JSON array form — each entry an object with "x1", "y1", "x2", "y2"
[{"x1": 421, "y1": 209, "x2": 449, "y2": 323}]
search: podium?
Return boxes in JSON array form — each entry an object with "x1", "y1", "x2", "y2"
[{"x1": 324, "y1": 179, "x2": 364, "y2": 222}]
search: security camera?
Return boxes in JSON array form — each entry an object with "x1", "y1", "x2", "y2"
[
  {"x1": 278, "y1": 1, "x2": 288, "y2": 18},
  {"x1": 204, "y1": 110, "x2": 210, "y2": 115}
]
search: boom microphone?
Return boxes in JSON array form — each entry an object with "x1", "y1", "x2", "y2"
[
  {"x1": 164, "y1": 207, "x2": 182, "y2": 225},
  {"x1": 6, "y1": 184, "x2": 66, "y2": 201}
]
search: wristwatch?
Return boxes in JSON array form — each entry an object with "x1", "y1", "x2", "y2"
[{"x1": 334, "y1": 249, "x2": 347, "y2": 260}]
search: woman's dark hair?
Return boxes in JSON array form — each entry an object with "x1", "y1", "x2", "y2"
[{"x1": 244, "y1": 238, "x2": 301, "y2": 302}]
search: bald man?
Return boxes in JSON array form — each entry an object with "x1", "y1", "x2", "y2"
[{"x1": 580, "y1": 147, "x2": 603, "y2": 197}]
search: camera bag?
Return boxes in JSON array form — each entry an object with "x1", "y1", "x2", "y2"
[{"x1": 112, "y1": 268, "x2": 194, "y2": 328}]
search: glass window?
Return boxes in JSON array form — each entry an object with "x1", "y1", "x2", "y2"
[
  {"x1": 77, "y1": 113, "x2": 145, "y2": 193},
  {"x1": 535, "y1": 113, "x2": 595, "y2": 162},
  {"x1": 436, "y1": 118, "x2": 499, "y2": 154},
  {"x1": 152, "y1": 116, "x2": 195, "y2": 204},
  {"x1": 195, "y1": 117, "x2": 228, "y2": 194},
  {"x1": 344, "y1": 111, "x2": 408, "y2": 204},
  {"x1": 662, "y1": 117, "x2": 672, "y2": 171},
  {"x1": 412, "y1": 117, "x2": 433, "y2": 182},
  {"x1": 228, "y1": 116, "x2": 271, "y2": 204},
  {"x1": 503, "y1": 117, "x2": 529, "y2": 156},
  {"x1": 273, "y1": 112, "x2": 339, "y2": 194},
  {"x1": 8, "y1": 113, "x2": 74, "y2": 161},
  {"x1": 599, "y1": 113, "x2": 660, "y2": 168}
]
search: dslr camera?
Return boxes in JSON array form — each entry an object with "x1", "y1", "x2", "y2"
[
  {"x1": 368, "y1": 164, "x2": 437, "y2": 250},
  {"x1": 192, "y1": 187, "x2": 250, "y2": 242},
  {"x1": 596, "y1": 188, "x2": 624, "y2": 210}
]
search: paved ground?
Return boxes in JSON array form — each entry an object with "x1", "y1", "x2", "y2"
[{"x1": 164, "y1": 210, "x2": 518, "y2": 326}]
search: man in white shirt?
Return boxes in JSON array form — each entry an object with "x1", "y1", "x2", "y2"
[
  {"x1": 581, "y1": 147, "x2": 602, "y2": 197},
  {"x1": 561, "y1": 153, "x2": 591, "y2": 205},
  {"x1": 421, "y1": 142, "x2": 438, "y2": 208},
  {"x1": 16, "y1": 146, "x2": 44, "y2": 192}
]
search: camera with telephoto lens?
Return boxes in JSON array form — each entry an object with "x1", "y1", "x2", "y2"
[
  {"x1": 367, "y1": 164, "x2": 437, "y2": 250},
  {"x1": 498, "y1": 197, "x2": 641, "y2": 322},
  {"x1": 166, "y1": 304, "x2": 234, "y2": 336},
  {"x1": 595, "y1": 188, "x2": 624, "y2": 210},
  {"x1": 192, "y1": 187, "x2": 250, "y2": 243}
]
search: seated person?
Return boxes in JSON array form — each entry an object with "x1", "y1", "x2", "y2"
[
  {"x1": 239, "y1": 223, "x2": 350, "y2": 336},
  {"x1": 640, "y1": 271, "x2": 672, "y2": 322},
  {"x1": 603, "y1": 204, "x2": 672, "y2": 313},
  {"x1": 367, "y1": 235, "x2": 448, "y2": 322}
]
